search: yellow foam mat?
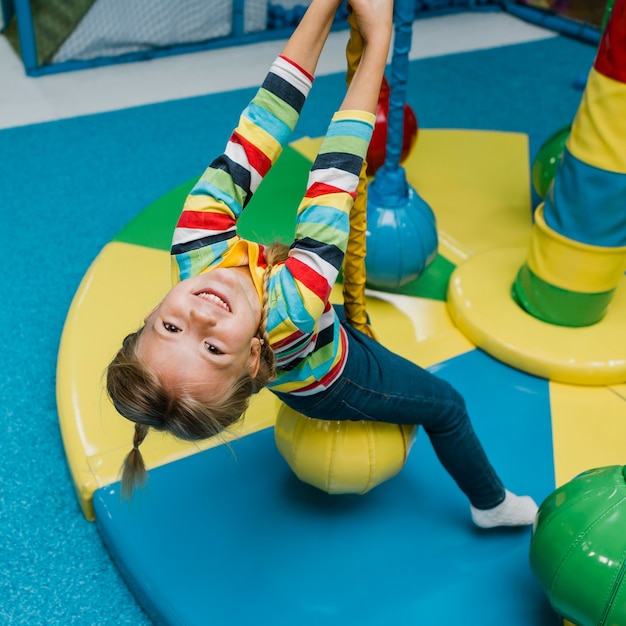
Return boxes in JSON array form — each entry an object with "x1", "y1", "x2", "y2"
[
  {"x1": 365, "y1": 290, "x2": 474, "y2": 367},
  {"x1": 408, "y1": 129, "x2": 533, "y2": 262},
  {"x1": 294, "y1": 129, "x2": 534, "y2": 266},
  {"x1": 550, "y1": 381, "x2": 626, "y2": 486}
]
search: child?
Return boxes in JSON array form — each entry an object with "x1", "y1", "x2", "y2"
[{"x1": 107, "y1": 0, "x2": 538, "y2": 529}]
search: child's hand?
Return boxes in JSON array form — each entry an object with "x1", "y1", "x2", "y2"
[
  {"x1": 340, "y1": 0, "x2": 393, "y2": 113},
  {"x1": 348, "y1": 0, "x2": 393, "y2": 47}
]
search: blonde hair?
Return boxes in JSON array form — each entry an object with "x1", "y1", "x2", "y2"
[{"x1": 107, "y1": 241, "x2": 290, "y2": 497}]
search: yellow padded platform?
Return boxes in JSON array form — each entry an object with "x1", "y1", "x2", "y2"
[
  {"x1": 447, "y1": 247, "x2": 626, "y2": 386},
  {"x1": 550, "y1": 381, "x2": 626, "y2": 486}
]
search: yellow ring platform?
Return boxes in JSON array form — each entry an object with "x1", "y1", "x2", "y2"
[{"x1": 447, "y1": 247, "x2": 626, "y2": 386}]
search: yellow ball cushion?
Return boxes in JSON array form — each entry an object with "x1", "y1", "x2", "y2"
[{"x1": 274, "y1": 403, "x2": 417, "y2": 494}]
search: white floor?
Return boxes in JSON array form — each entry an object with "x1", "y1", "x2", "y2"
[{"x1": 0, "y1": 12, "x2": 555, "y2": 131}]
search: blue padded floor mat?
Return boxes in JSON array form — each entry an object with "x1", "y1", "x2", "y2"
[{"x1": 95, "y1": 348, "x2": 559, "y2": 625}]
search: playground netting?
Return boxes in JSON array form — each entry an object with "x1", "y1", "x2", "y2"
[{"x1": 0, "y1": 0, "x2": 609, "y2": 77}]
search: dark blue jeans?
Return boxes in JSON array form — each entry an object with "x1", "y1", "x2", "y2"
[{"x1": 275, "y1": 320, "x2": 506, "y2": 510}]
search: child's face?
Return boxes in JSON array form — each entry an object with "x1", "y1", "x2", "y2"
[{"x1": 137, "y1": 267, "x2": 263, "y2": 400}]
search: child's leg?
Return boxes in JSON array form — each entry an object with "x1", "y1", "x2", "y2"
[
  {"x1": 277, "y1": 325, "x2": 537, "y2": 527},
  {"x1": 346, "y1": 336, "x2": 508, "y2": 509},
  {"x1": 337, "y1": 327, "x2": 538, "y2": 527}
]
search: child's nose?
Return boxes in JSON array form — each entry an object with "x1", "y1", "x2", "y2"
[{"x1": 189, "y1": 305, "x2": 217, "y2": 325}]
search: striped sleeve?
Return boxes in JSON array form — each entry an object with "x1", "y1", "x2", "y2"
[
  {"x1": 280, "y1": 110, "x2": 375, "y2": 326},
  {"x1": 171, "y1": 55, "x2": 314, "y2": 282}
]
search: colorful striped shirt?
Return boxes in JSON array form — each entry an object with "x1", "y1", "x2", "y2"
[{"x1": 171, "y1": 55, "x2": 375, "y2": 396}]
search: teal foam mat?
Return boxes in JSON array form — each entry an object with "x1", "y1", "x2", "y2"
[{"x1": 95, "y1": 349, "x2": 558, "y2": 625}]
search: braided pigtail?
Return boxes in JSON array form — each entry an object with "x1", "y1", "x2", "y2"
[
  {"x1": 259, "y1": 258, "x2": 276, "y2": 380},
  {"x1": 252, "y1": 242, "x2": 290, "y2": 390},
  {"x1": 121, "y1": 422, "x2": 149, "y2": 499}
]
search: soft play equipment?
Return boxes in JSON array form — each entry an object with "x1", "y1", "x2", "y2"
[
  {"x1": 506, "y1": 1, "x2": 607, "y2": 44},
  {"x1": 527, "y1": 2, "x2": 626, "y2": 623},
  {"x1": 367, "y1": 76, "x2": 418, "y2": 176},
  {"x1": 447, "y1": 0, "x2": 626, "y2": 384},
  {"x1": 364, "y1": 0, "x2": 438, "y2": 290},
  {"x1": 2, "y1": 0, "x2": 346, "y2": 74},
  {"x1": 275, "y1": 403, "x2": 416, "y2": 494},
  {"x1": 514, "y1": 0, "x2": 626, "y2": 328},
  {"x1": 530, "y1": 465, "x2": 626, "y2": 626},
  {"x1": 531, "y1": 124, "x2": 571, "y2": 199},
  {"x1": 530, "y1": 0, "x2": 615, "y2": 200}
]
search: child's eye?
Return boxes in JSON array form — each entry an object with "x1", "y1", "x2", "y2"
[
  {"x1": 205, "y1": 343, "x2": 222, "y2": 355},
  {"x1": 163, "y1": 322, "x2": 181, "y2": 333}
]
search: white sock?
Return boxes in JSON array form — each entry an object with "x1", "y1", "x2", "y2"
[{"x1": 470, "y1": 490, "x2": 538, "y2": 529}]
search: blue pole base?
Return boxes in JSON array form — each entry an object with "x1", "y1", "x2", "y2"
[{"x1": 366, "y1": 176, "x2": 439, "y2": 289}]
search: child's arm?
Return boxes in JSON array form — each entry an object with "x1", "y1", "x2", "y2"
[
  {"x1": 170, "y1": 0, "x2": 346, "y2": 282},
  {"x1": 171, "y1": 56, "x2": 313, "y2": 282}
]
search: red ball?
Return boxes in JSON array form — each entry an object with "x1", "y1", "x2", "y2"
[{"x1": 367, "y1": 76, "x2": 418, "y2": 176}]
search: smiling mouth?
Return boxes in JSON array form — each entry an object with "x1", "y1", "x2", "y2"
[{"x1": 195, "y1": 290, "x2": 231, "y2": 312}]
